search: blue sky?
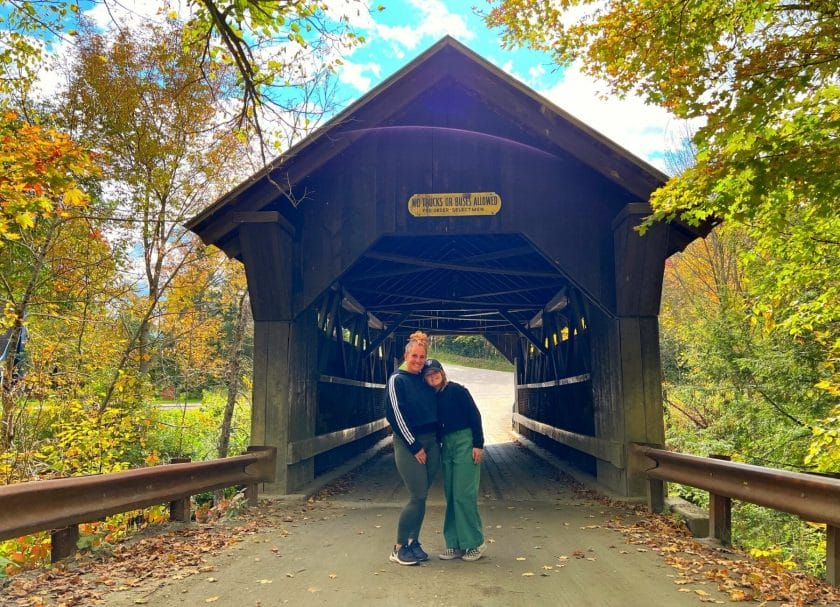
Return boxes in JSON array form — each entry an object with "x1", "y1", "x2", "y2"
[{"x1": 16, "y1": 0, "x2": 682, "y2": 171}]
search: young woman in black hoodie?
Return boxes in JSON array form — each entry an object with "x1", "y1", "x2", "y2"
[{"x1": 424, "y1": 359, "x2": 486, "y2": 562}]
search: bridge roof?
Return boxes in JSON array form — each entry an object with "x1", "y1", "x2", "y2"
[
  {"x1": 188, "y1": 36, "x2": 698, "y2": 252},
  {"x1": 187, "y1": 37, "x2": 708, "y2": 331}
]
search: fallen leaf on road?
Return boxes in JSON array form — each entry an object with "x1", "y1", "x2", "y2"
[
  {"x1": 205, "y1": 598, "x2": 219, "y2": 603},
  {"x1": 257, "y1": 579, "x2": 272, "y2": 584},
  {"x1": 522, "y1": 572, "x2": 534, "y2": 577}
]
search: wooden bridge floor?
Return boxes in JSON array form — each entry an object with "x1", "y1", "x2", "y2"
[{"x1": 90, "y1": 434, "x2": 804, "y2": 607}]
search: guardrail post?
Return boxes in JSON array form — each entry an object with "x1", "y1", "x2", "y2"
[
  {"x1": 245, "y1": 446, "x2": 269, "y2": 507},
  {"x1": 169, "y1": 457, "x2": 191, "y2": 522},
  {"x1": 828, "y1": 524, "x2": 838, "y2": 586},
  {"x1": 647, "y1": 478, "x2": 665, "y2": 513},
  {"x1": 50, "y1": 525, "x2": 79, "y2": 562},
  {"x1": 709, "y1": 454, "x2": 732, "y2": 545}
]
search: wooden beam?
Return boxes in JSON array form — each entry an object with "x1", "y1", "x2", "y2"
[
  {"x1": 362, "y1": 251, "x2": 563, "y2": 278},
  {"x1": 498, "y1": 309, "x2": 547, "y2": 354},
  {"x1": 364, "y1": 311, "x2": 411, "y2": 356},
  {"x1": 230, "y1": 211, "x2": 295, "y2": 236},
  {"x1": 452, "y1": 245, "x2": 535, "y2": 264}
]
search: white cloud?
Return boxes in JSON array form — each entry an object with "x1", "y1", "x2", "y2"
[
  {"x1": 528, "y1": 64, "x2": 545, "y2": 81},
  {"x1": 338, "y1": 59, "x2": 382, "y2": 93},
  {"x1": 364, "y1": 0, "x2": 473, "y2": 51},
  {"x1": 406, "y1": 0, "x2": 473, "y2": 44},
  {"x1": 83, "y1": 0, "x2": 179, "y2": 30},
  {"x1": 537, "y1": 63, "x2": 687, "y2": 171}
]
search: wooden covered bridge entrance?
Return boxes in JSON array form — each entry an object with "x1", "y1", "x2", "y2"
[{"x1": 186, "y1": 37, "x2": 706, "y2": 498}]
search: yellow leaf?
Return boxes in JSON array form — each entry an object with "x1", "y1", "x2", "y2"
[
  {"x1": 62, "y1": 187, "x2": 87, "y2": 206},
  {"x1": 15, "y1": 212, "x2": 35, "y2": 230},
  {"x1": 205, "y1": 598, "x2": 219, "y2": 603}
]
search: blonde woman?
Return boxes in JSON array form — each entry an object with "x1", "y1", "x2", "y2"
[
  {"x1": 384, "y1": 331, "x2": 440, "y2": 565},
  {"x1": 423, "y1": 359, "x2": 485, "y2": 561}
]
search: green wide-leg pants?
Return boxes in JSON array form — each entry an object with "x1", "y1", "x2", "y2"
[{"x1": 441, "y1": 428, "x2": 484, "y2": 550}]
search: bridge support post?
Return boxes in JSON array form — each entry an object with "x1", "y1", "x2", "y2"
[
  {"x1": 590, "y1": 205, "x2": 670, "y2": 497},
  {"x1": 591, "y1": 312, "x2": 665, "y2": 497},
  {"x1": 240, "y1": 220, "x2": 318, "y2": 495},
  {"x1": 251, "y1": 309, "x2": 318, "y2": 494}
]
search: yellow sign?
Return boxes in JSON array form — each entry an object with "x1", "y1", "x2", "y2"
[{"x1": 408, "y1": 192, "x2": 502, "y2": 217}]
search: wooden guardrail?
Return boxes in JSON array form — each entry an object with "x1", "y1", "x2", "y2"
[
  {"x1": 0, "y1": 445, "x2": 276, "y2": 562},
  {"x1": 631, "y1": 443, "x2": 840, "y2": 586}
]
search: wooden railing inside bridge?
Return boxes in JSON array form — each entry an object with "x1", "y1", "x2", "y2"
[
  {"x1": 286, "y1": 375, "x2": 388, "y2": 465},
  {"x1": 0, "y1": 446, "x2": 276, "y2": 563}
]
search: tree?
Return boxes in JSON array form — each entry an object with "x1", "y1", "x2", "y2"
[
  {"x1": 1, "y1": 0, "x2": 372, "y2": 153},
  {"x1": 61, "y1": 19, "x2": 248, "y2": 411},
  {"x1": 1, "y1": 31, "x2": 100, "y2": 450},
  {"x1": 485, "y1": 0, "x2": 839, "y2": 396},
  {"x1": 486, "y1": 2, "x2": 839, "y2": 477}
]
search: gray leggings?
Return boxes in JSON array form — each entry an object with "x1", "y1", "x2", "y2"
[{"x1": 393, "y1": 432, "x2": 440, "y2": 545}]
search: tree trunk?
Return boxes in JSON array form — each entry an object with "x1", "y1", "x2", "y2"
[
  {"x1": 217, "y1": 289, "x2": 250, "y2": 458},
  {"x1": 0, "y1": 322, "x2": 24, "y2": 451}
]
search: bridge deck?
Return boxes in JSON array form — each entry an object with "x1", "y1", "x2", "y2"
[
  {"x1": 90, "y1": 435, "x2": 779, "y2": 607},
  {"x1": 85, "y1": 367, "x2": 815, "y2": 606}
]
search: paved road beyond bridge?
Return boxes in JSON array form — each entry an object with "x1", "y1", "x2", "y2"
[{"x1": 12, "y1": 366, "x2": 837, "y2": 607}]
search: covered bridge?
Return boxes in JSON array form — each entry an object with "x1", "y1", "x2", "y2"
[{"x1": 186, "y1": 36, "x2": 706, "y2": 498}]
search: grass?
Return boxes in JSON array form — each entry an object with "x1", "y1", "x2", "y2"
[{"x1": 428, "y1": 351, "x2": 514, "y2": 373}]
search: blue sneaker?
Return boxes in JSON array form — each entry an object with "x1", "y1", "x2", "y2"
[
  {"x1": 407, "y1": 540, "x2": 428, "y2": 561},
  {"x1": 389, "y1": 544, "x2": 419, "y2": 565}
]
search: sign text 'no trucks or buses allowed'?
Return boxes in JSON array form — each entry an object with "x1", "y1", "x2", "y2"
[{"x1": 408, "y1": 192, "x2": 502, "y2": 217}]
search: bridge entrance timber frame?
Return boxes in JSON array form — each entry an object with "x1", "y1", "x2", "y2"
[{"x1": 187, "y1": 37, "x2": 708, "y2": 498}]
